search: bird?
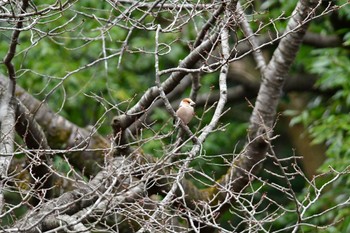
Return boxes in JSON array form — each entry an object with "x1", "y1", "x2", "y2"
[{"x1": 175, "y1": 98, "x2": 195, "y2": 125}]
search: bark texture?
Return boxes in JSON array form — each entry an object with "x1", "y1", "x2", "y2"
[{"x1": 217, "y1": 0, "x2": 319, "y2": 200}]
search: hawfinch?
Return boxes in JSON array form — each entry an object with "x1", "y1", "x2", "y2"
[{"x1": 175, "y1": 98, "x2": 195, "y2": 125}]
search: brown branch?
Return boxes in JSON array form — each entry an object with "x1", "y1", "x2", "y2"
[
  {"x1": 14, "y1": 98, "x2": 53, "y2": 205},
  {"x1": 0, "y1": 0, "x2": 72, "y2": 19},
  {"x1": 193, "y1": 3, "x2": 225, "y2": 48},
  {"x1": 3, "y1": 0, "x2": 29, "y2": 90},
  {"x1": 303, "y1": 32, "x2": 342, "y2": 48}
]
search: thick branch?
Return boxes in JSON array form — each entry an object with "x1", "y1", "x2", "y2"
[
  {"x1": 13, "y1": 156, "x2": 144, "y2": 232},
  {"x1": 303, "y1": 32, "x2": 342, "y2": 47},
  {"x1": 0, "y1": 97, "x2": 15, "y2": 213},
  {"x1": 14, "y1": 98, "x2": 53, "y2": 205},
  {"x1": 217, "y1": 0, "x2": 320, "y2": 204},
  {"x1": 0, "y1": 75, "x2": 109, "y2": 176},
  {"x1": 0, "y1": 0, "x2": 29, "y2": 213}
]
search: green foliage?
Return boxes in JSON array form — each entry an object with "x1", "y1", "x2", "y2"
[
  {"x1": 337, "y1": 0, "x2": 350, "y2": 20},
  {"x1": 53, "y1": 156, "x2": 71, "y2": 175},
  {"x1": 260, "y1": 0, "x2": 296, "y2": 15},
  {"x1": 289, "y1": 41, "x2": 350, "y2": 232},
  {"x1": 292, "y1": 48, "x2": 350, "y2": 171}
]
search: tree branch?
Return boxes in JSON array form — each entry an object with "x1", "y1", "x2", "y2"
[
  {"x1": 13, "y1": 156, "x2": 145, "y2": 232},
  {"x1": 216, "y1": 0, "x2": 320, "y2": 210},
  {"x1": 236, "y1": 2, "x2": 267, "y2": 71},
  {"x1": 14, "y1": 97, "x2": 53, "y2": 205},
  {"x1": 112, "y1": 32, "x2": 220, "y2": 131},
  {"x1": 0, "y1": 75, "x2": 109, "y2": 176},
  {"x1": 0, "y1": 0, "x2": 29, "y2": 214}
]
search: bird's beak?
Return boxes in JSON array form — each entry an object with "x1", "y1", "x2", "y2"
[{"x1": 190, "y1": 102, "x2": 196, "y2": 107}]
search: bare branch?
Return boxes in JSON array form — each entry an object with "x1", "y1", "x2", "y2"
[
  {"x1": 216, "y1": 0, "x2": 320, "y2": 210},
  {"x1": 236, "y1": 2, "x2": 267, "y2": 71},
  {"x1": 112, "y1": 32, "x2": 220, "y2": 130}
]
